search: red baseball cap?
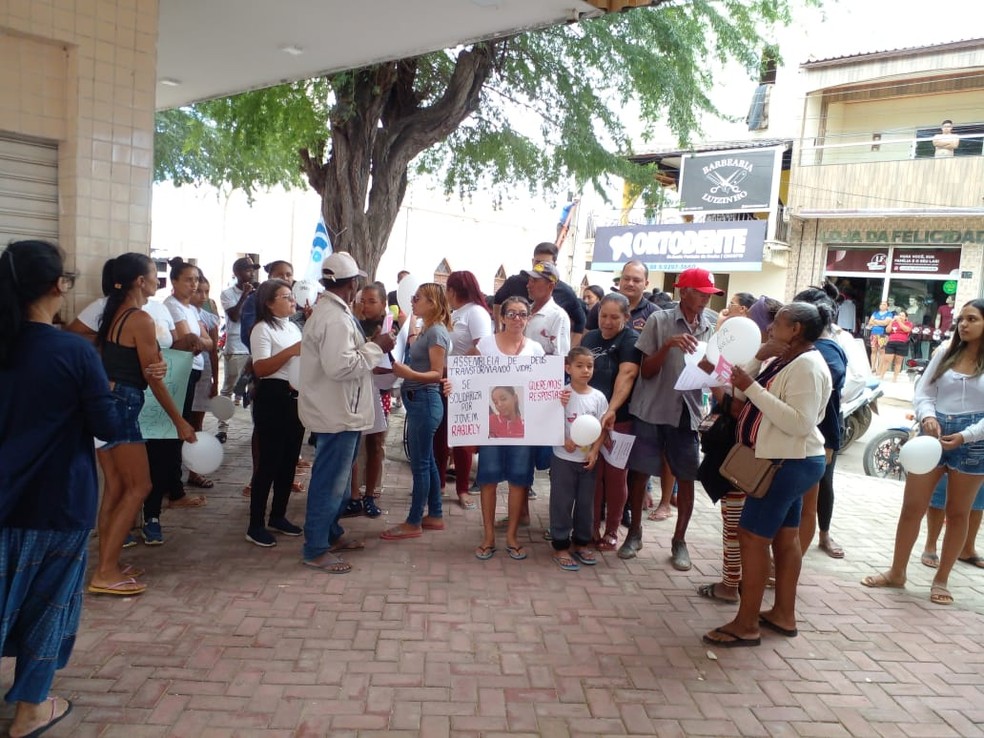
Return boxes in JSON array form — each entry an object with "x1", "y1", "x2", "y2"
[{"x1": 674, "y1": 268, "x2": 724, "y2": 295}]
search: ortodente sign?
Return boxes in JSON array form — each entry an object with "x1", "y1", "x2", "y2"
[
  {"x1": 678, "y1": 148, "x2": 780, "y2": 213},
  {"x1": 592, "y1": 220, "x2": 767, "y2": 272},
  {"x1": 822, "y1": 229, "x2": 984, "y2": 244}
]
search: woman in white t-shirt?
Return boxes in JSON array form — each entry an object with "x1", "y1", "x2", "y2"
[
  {"x1": 438, "y1": 271, "x2": 493, "y2": 509},
  {"x1": 157, "y1": 258, "x2": 214, "y2": 512},
  {"x1": 468, "y1": 296, "x2": 543, "y2": 562},
  {"x1": 244, "y1": 280, "x2": 304, "y2": 547}
]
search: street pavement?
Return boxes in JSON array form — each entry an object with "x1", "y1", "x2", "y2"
[{"x1": 10, "y1": 399, "x2": 984, "y2": 737}]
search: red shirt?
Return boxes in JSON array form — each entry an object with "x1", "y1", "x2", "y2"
[
  {"x1": 888, "y1": 319, "x2": 912, "y2": 343},
  {"x1": 489, "y1": 414, "x2": 525, "y2": 439}
]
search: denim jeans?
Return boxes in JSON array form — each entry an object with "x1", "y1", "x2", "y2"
[
  {"x1": 404, "y1": 387, "x2": 444, "y2": 525},
  {"x1": 303, "y1": 430, "x2": 361, "y2": 560}
]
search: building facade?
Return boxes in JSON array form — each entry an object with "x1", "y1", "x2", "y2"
[{"x1": 785, "y1": 39, "x2": 984, "y2": 331}]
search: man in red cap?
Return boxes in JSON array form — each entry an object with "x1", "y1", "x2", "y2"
[{"x1": 619, "y1": 267, "x2": 721, "y2": 571}]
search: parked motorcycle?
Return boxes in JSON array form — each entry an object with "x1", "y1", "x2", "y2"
[
  {"x1": 839, "y1": 379, "x2": 883, "y2": 452},
  {"x1": 862, "y1": 414, "x2": 918, "y2": 480},
  {"x1": 906, "y1": 357, "x2": 928, "y2": 382}
]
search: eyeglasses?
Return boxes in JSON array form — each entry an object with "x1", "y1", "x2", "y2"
[
  {"x1": 59, "y1": 272, "x2": 77, "y2": 290},
  {"x1": 412, "y1": 294, "x2": 429, "y2": 304},
  {"x1": 504, "y1": 310, "x2": 529, "y2": 320}
]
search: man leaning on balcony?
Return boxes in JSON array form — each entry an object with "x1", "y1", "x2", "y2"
[{"x1": 933, "y1": 119, "x2": 959, "y2": 158}]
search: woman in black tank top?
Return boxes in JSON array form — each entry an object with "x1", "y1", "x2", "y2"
[{"x1": 89, "y1": 253, "x2": 195, "y2": 598}]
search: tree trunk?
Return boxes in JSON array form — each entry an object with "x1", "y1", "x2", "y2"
[{"x1": 300, "y1": 43, "x2": 500, "y2": 282}]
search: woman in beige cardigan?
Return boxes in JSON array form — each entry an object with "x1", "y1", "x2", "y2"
[{"x1": 703, "y1": 303, "x2": 832, "y2": 648}]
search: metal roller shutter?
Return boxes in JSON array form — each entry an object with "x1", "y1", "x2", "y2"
[{"x1": 0, "y1": 133, "x2": 58, "y2": 247}]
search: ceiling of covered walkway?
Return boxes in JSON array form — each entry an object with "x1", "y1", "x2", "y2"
[{"x1": 155, "y1": 0, "x2": 654, "y2": 109}]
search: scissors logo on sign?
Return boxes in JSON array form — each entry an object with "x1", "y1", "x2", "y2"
[{"x1": 699, "y1": 157, "x2": 754, "y2": 205}]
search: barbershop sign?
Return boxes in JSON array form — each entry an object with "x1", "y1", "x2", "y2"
[
  {"x1": 678, "y1": 148, "x2": 781, "y2": 213},
  {"x1": 592, "y1": 220, "x2": 767, "y2": 272}
]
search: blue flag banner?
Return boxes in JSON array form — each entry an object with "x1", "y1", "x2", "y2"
[{"x1": 306, "y1": 217, "x2": 332, "y2": 282}]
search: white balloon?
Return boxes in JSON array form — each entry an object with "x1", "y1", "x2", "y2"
[
  {"x1": 705, "y1": 333, "x2": 721, "y2": 365},
  {"x1": 716, "y1": 317, "x2": 761, "y2": 365},
  {"x1": 209, "y1": 395, "x2": 236, "y2": 422},
  {"x1": 899, "y1": 435, "x2": 942, "y2": 475},
  {"x1": 396, "y1": 275, "x2": 420, "y2": 316},
  {"x1": 685, "y1": 341, "x2": 707, "y2": 367},
  {"x1": 292, "y1": 280, "x2": 321, "y2": 309},
  {"x1": 570, "y1": 414, "x2": 602, "y2": 447},
  {"x1": 182, "y1": 432, "x2": 224, "y2": 475}
]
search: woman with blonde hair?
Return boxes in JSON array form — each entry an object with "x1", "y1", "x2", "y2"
[{"x1": 381, "y1": 282, "x2": 452, "y2": 540}]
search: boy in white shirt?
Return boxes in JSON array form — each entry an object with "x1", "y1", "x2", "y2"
[{"x1": 549, "y1": 347, "x2": 608, "y2": 571}]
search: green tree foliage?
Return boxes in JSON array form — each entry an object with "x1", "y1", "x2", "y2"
[{"x1": 154, "y1": 1, "x2": 796, "y2": 278}]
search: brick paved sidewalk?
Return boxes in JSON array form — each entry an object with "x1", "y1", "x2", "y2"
[{"x1": 6, "y1": 408, "x2": 983, "y2": 737}]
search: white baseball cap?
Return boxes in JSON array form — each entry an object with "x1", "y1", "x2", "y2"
[{"x1": 322, "y1": 251, "x2": 367, "y2": 280}]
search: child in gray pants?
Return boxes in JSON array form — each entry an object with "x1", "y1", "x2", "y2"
[{"x1": 550, "y1": 347, "x2": 608, "y2": 571}]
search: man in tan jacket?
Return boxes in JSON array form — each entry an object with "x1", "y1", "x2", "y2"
[{"x1": 299, "y1": 252, "x2": 395, "y2": 573}]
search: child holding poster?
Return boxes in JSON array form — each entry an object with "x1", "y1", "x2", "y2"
[{"x1": 550, "y1": 347, "x2": 608, "y2": 571}]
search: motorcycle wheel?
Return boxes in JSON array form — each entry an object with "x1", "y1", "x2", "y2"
[
  {"x1": 840, "y1": 414, "x2": 863, "y2": 452},
  {"x1": 862, "y1": 429, "x2": 909, "y2": 480}
]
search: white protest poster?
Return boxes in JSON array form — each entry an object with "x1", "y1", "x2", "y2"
[
  {"x1": 600, "y1": 430, "x2": 635, "y2": 470},
  {"x1": 447, "y1": 355, "x2": 565, "y2": 447}
]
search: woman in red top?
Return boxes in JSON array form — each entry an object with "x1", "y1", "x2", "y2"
[{"x1": 880, "y1": 309, "x2": 912, "y2": 381}]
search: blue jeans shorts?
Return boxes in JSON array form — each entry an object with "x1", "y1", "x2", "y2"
[
  {"x1": 101, "y1": 381, "x2": 146, "y2": 450},
  {"x1": 740, "y1": 455, "x2": 826, "y2": 539},
  {"x1": 929, "y1": 472, "x2": 984, "y2": 511},
  {"x1": 476, "y1": 445, "x2": 535, "y2": 488},
  {"x1": 937, "y1": 412, "x2": 984, "y2": 475}
]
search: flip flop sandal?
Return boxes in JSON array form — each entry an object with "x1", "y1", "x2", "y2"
[
  {"x1": 930, "y1": 584, "x2": 954, "y2": 605},
  {"x1": 958, "y1": 555, "x2": 984, "y2": 568},
  {"x1": 506, "y1": 545, "x2": 528, "y2": 561},
  {"x1": 120, "y1": 564, "x2": 145, "y2": 579},
  {"x1": 13, "y1": 697, "x2": 73, "y2": 738},
  {"x1": 87, "y1": 577, "x2": 147, "y2": 596},
  {"x1": 921, "y1": 551, "x2": 940, "y2": 568},
  {"x1": 474, "y1": 545, "x2": 496, "y2": 561},
  {"x1": 648, "y1": 507, "x2": 673, "y2": 521},
  {"x1": 571, "y1": 550, "x2": 597, "y2": 566},
  {"x1": 819, "y1": 539, "x2": 845, "y2": 559},
  {"x1": 291, "y1": 482, "x2": 306, "y2": 493},
  {"x1": 380, "y1": 526, "x2": 423, "y2": 541},
  {"x1": 187, "y1": 473, "x2": 214, "y2": 489},
  {"x1": 457, "y1": 495, "x2": 477, "y2": 510},
  {"x1": 696, "y1": 582, "x2": 739, "y2": 604},
  {"x1": 553, "y1": 554, "x2": 580, "y2": 571},
  {"x1": 759, "y1": 616, "x2": 798, "y2": 637},
  {"x1": 702, "y1": 627, "x2": 760, "y2": 648},
  {"x1": 860, "y1": 573, "x2": 905, "y2": 589},
  {"x1": 597, "y1": 534, "x2": 619, "y2": 551},
  {"x1": 302, "y1": 554, "x2": 352, "y2": 574}
]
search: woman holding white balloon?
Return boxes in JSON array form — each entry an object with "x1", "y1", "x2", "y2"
[
  {"x1": 862, "y1": 299, "x2": 984, "y2": 605},
  {"x1": 188, "y1": 271, "x2": 221, "y2": 488},
  {"x1": 703, "y1": 303, "x2": 831, "y2": 647},
  {"x1": 244, "y1": 279, "x2": 304, "y2": 547}
]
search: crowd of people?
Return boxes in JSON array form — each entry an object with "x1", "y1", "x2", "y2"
[{"x1": 3, "y1": 235, "x2": 984, "y2": 732}]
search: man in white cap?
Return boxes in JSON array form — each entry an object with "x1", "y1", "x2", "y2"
[
  {"x1": 299, "y1": 252, "x2": 395, "y2": 573},
  {"x1": 619, "y1": 267, "x2": 721, "y2": 571}
]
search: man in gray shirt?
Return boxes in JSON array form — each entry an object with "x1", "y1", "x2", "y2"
[{"x1": 619, "y1": 268, "x2": 721, "y2": 571}]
